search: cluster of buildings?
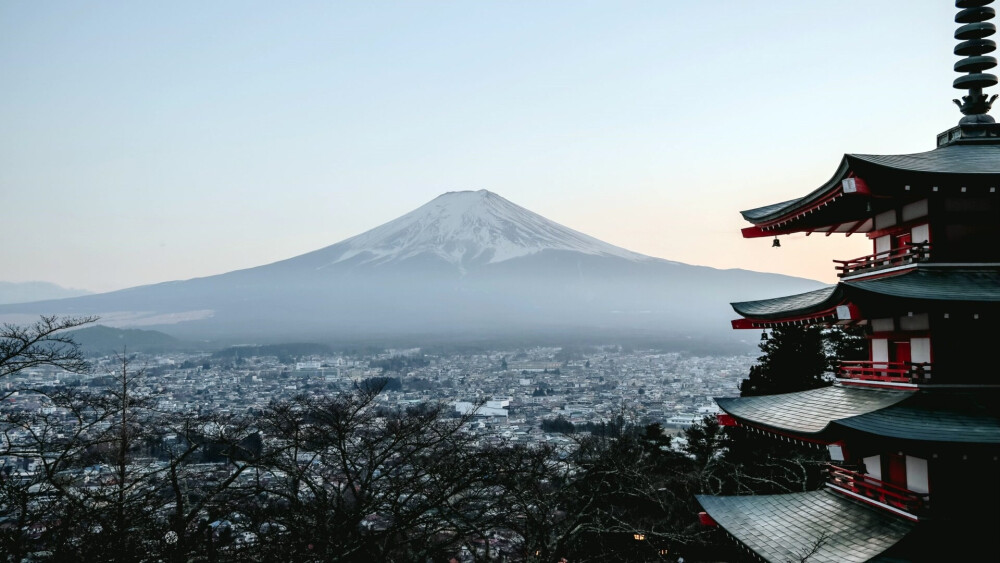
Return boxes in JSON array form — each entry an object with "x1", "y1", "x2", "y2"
[{"x1": 2, "y1": 346, "x2": 744, "y2": 452}]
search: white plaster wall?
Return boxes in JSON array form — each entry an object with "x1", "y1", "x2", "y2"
[
  {"x1": 863, "y1": 455, "x2": 882, "y2": 480},
  {"x1": 871, "y1": 339, "x2": 889, "y2": 363},
  {"x1": 906, "y1": 456, "x2": 929, "y2": 494},
  {"x1": 911, "y1": 338, "x2": 931, "y2": 364},
  {"x1": 902, "y1": 199, "x2": 929, "y2": 222}
]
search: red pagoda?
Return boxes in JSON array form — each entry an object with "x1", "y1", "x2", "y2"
[{"x1": 696, "y1": 2, "x2": 1000, "y2": 561}]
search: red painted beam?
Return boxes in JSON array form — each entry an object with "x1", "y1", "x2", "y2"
[
  {"x1": 730, "y1": 309, "x2": 841, "y2": 329},
  {"x1": 717, "y1": 414, "x2": 737, "y2": 427},
  {"x1": 740, "y1": 176, "x2": 873, "y2": 238}
]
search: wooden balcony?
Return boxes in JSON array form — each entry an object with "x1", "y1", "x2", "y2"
[
  {"x1": 826, "y1": 464, "x2": 928, "y2": 520},
  {"x1": 834, "y1": 242, "x2": 931, "y2": 278},
  {"x1": 836, "y1": 361, "x2": 931, "y2": 384}
]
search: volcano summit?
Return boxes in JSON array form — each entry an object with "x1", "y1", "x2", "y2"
[
  {"x1": 1, "y1": 191, "x2": 822, "y2": 345},
  {"x1": 312, "y1": 190, "x2": 647, "y2": 271}
]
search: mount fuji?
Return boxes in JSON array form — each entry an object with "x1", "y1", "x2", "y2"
[
  {"x1": 0, "y1": 191, "x2": 823, "y2": 346},
  {"x1": 314, "y1": 190, "x2": 648, "y2": 271}
]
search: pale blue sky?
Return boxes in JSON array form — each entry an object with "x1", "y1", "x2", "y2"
[{"x1": 0, "y1": 1, "x2": 962, "y2": 291}]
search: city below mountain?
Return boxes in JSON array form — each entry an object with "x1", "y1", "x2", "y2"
[{"x1": 0, "y1": 191, "x2": 823, "y2": 348}]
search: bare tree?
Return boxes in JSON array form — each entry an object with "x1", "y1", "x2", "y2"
[
  {"x1": 0, "y1": 315, "x2": 96, "y2": 378},
  {"x1": 0, "y1": 350, "x2": 258, "y2": 562},
  {"x1": 245, "y1": 386, "x2": 497, "y2": 562}
]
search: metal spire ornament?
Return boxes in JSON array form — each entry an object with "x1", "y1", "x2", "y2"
[{"x1": 953, "y1": 0, "x2": 999, "y2": 122}]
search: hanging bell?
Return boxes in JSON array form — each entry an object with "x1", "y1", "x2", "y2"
[
  {"x1": 772, "y1": 237, "x2": 781, "y2": 248},
  {"x1": 761, "y1": 330, "x2": 769, "y2": 341}
]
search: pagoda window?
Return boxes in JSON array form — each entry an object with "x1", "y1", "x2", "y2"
[
  {"x1": 899, "y1": 313, "x2": 929, "y2": 331},
  {"x1": 901, "y1": 199, "x2": 928, "y2": 222},
  {"x1": 874, "y1": 234, "x2": 892, "y2": 260},
  {"x1": 871, "y1": 339, "x2": 889, "y2": 364},
  {"x1": 871, "y1": 318, "x2": 895, "y2": 333},
  {"x1": 911, "y1": 223, "x2": 930, "y2": 245},
  {"x1": 874, "y1": 209, "x2": 897, "y2": 230},
  {"x1": 911, "y1": 337, "x2": 931, "y2": 365},
  {"x1": 862, "y1": 455, "x2": 882, "y2": 480},
  {"x1": 905, "y1": 456, "x2": 930, "y2": 495}
]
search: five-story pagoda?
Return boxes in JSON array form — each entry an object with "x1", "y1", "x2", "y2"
[{"x1": 696, "y1": 2, "x2": 1000, "y2": 561}]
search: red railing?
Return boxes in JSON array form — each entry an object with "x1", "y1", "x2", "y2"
[
  {"x1": 837, "y1": 361, "x2": 931, "y2": 384},
  {"x1": 834, "y1": 242, "x2": 931, "y2": 277},
  {"x1": 826, "y1": 464, "x2": 928, "y2": 517}
]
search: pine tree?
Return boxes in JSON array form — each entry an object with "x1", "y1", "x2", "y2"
[{"x1": 738, "y1": 326, "x2": 830, "y2": 397}]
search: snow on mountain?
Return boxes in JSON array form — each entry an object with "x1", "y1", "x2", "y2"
[{"x1": 325, "y1": 190, "x2": 654, "y2": 270}]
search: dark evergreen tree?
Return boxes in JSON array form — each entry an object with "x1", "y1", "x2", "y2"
[
  {"x1": 711, "y1": 325, "x2": 852, "y2": 503},
  {"x1": 682, "y1": 415, "x2": 726, "y2": 469},
  {"x1": 824, "y1": 324, "x2": 868, "y2": 363},
  {"x1": 738, "y1": 325, "x2": 831, "y2": 397},
  {"x1": 541, "y1": 415, "x2": 576, "y2": 434}
]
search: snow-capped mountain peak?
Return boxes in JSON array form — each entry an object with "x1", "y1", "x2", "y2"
[{"x1": 329, "y1": 190, "x2": 650, "y2": 268}]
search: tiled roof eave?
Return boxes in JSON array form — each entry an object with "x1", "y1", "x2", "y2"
[
  {"x1": 731, "y1": 286, "x2": 843, "y2": 321},
  {"x1": 714, "y1": 387, "x2": 911, "y2": 436},
  {"x1": 832, "y1": 390, "x2": 1000, "y2": 444},
  {"x1": 848, "y1": 143, "x2": 1000, "y2": 175},
  {"x1": 697, "y1": 490, "x2": 915, "y2": 563},
  {"x1": 740, "y1": 158, "x2": 851, "y2": 225},
  {"x1": 733, "y1": 267, "x2": 1000, "y2": 326},
  {"x1": 843, "y1": 266, "x2": 1000, "y2": 304},
  {"x1": 740, "y1": 143, "x2": 1000, "y2": 229}
]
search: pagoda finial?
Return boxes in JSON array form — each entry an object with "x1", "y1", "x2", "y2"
[{"x1": 953, "y1": 0, "x2": 998, "y2": 123}]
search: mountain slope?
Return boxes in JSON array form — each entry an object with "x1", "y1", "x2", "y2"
[
  {"x1": 0, "y1": 281, "x2": 92, "y2": 305},
  {"x1": 0, "y1": 191, "x2": 824, "y2": 344},
  {"x1": 269, "y1": 190, "x2": 652, "y2": 273},
  {"x1": 66, "y1": 325, "x2": 186, "y2": 355}
]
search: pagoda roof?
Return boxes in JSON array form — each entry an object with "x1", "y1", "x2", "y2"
[
  {"x1": 849, "y1": 143, "x2": 1000, "y2": 175},
  {"x1": 718, "y1": 387, "x2": 1000, "y2": 444},
  {"x1": 846, "y1": 266, "x2": 1000, "y2": 303},
  {"x1": 741, "y1": 198, "x2": 809, "y2": 223},
  {"x1": 731, "y1": 286, "x2": 841, "y2": 320},
  {"x1": 740, "y1": 142, "x2": 1000, "y2": 236},
  {"x1": 741, "y1": 158, "x2": 853, "y2": 224},
  {"x1": 730, "y1": 285, "x2": 844, "y2": 328},
  {"x1": 715, "y1": 386, "x2": 910, "y2": 436},
  {"x1": 697, "y1": 490, "x2": 914, "y2": 563},
  {"x1": 731, "y1": 267, "x2": 1000, "y2": 325},
  {"x1": 834, "y1": 391, "x2": 1000, "y2": 444}
]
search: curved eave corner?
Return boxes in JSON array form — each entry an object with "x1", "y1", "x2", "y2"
[
  {"x1": 730, "y1": 286, "x2": 857, "y2": 329},
  {"x1": 740, "y1": 158, "x2": 866, "y2": 238},
  {"x1": 714, "y1": 386, "x2": 911, "y2": 437},
  {"x1": 741, "y1": 143, "x2": 1000, "y2": 239},
  {"x1": 696, "y1": 490, "x2": 915, "y2": 563}
]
